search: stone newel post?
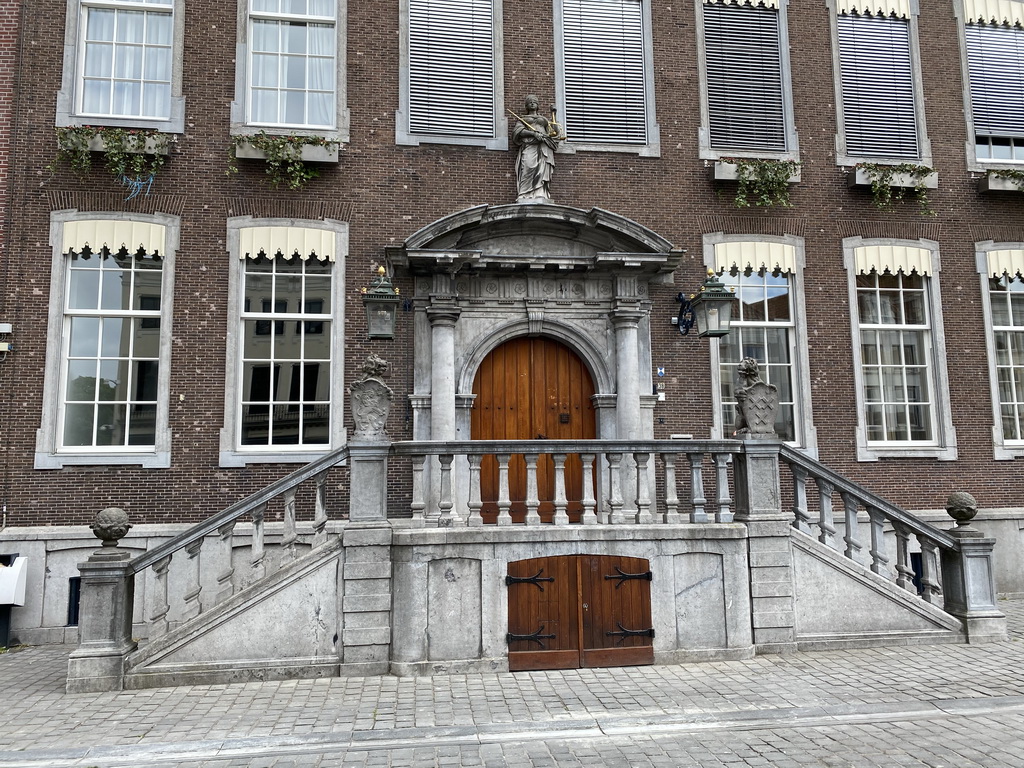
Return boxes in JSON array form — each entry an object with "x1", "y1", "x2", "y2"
[
  {"x1": 939, "y1": 492, "x2": 1007, "y2": 643},
  {"x1": 66, "y1": 507, "x2": 137, "y2": 693},
  {"x1": 348, "y1": 353, "x2": 393, "y2": 523}
]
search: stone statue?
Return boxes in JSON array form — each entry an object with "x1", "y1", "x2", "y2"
[
  {"x1": 734, "y1": 358, "x2": 779, "y2": 438},
  {"x1": 349, "y1": 354, "x2": 393, "y2": 441},
  {"x1": 512, "y1": 94, "x2": 561, "y2": 203}
]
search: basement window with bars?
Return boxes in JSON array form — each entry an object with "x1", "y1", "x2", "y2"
[
  {"x1": 700, "y1": 0, "x2": 791, "y2": 156},
  {"x1": 835, "y1": 10, "x2": 923, "y2": 161},
  {"x1": 966, "y1": 22, "x2": 1024, "y2": 163},
  {"x1": 556, "y1": 0, "x2": 657, "y2": 153},
  {"x1": 398, "y1": 0, "x2": 502, "y2": 147}
]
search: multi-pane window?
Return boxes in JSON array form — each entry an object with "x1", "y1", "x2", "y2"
[
  {"x1": 965, "y1": 22, "x2": 1024, "y2": 162},
  {"x1": 559, "y1": 0, "x2": 649, "y2": 145},
  {"x1": 60, "y1": 247, "x2": 163, "y2": 449},
  {"x1": 248, "y1": 0, "x2": 336, "y2": 128},
  {"x1": 79, "y1": 0, "x2": 173, "y2": 119},
  {"x1": 702, "y1": 0, "x2": 788, "y2": 153},
  {"x1": 406, "y1": 0, "x2": 495, "y2": 138},
  {"x1": 719, "y1": 268, "x2": 797, "y2": 441},
  {"x1": 990, "y1": 273, "x2": 1024, "y2": 442},
  {"x1": 240, "y1": 255, "x2": 333, "y2": 448},
  {"x1": 836, "y1": 11, "x2": 920, "y2": 159},
  {"x1": 856, "y1": 269, "x2": 933, "y2": 443}
]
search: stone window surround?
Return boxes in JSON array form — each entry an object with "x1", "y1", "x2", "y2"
[
  {"x1": 693, "y1": 0, "x2": 800, "y2": 163},
  {"x1": 842, "y1": 236, "x2": 957, "y2": 461},
  {"x1": 395, "y1": 0, "x2": 508, "y2": 150},
  {"x1": 825, "y1": 0, "x2": 933, "y2": 168},
  {"x1": 220, "y1": 216, "x2": 348, "y2": 467},
  {"x1": 553, "y1": 0, "x2": 662, "y2": 157},
  {"x1": 975, "y1": 241, "x2": 1024, "y2": 460},
  {"x1": 35, "y1": 210, "x2": 180, "y2": 470},
  {"x1": 55, "y1": 0, "x2": 187, "y2": 133},
  {"x1": 703, "y1": 233, "x2": 817, "y2": 457},
  {"x1": 229, "y1": 0, "x2": 351, "y2": 142}
]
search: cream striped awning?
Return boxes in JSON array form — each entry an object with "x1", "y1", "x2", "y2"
[
  {"x1": 704, "y1": 0, "x2": 780, "y2": 9},
  {"x1": 837, "y1": 0, "x2": 911, "y2": 17},
  {"x1": 854, "y1": 244, "x2": 931, "y2": 275},
  {"x1": 63, "y1": 220, "x2": 165, "y2": 257},
  {"x1": 239, "y1": 227, "x2": 334, "y2": 261},
  {"x1": 986, "y1": 248, "x2": 1024, "y2": 277},
  {"x1": 714, "y1": 241, "x2": 796, "y2": 274},
  {"x1": 965, "y1": 0, "x2": 1024, "y2": 25}
]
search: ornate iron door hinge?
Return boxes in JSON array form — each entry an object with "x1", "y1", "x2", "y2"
[
  {"x1": 506, "y1": 624, "x2": 556, "y2": 648},
  {"x1": 506, "y1": 569, "x2": 555, "y2": 591},
  {"x1": 606, "y1": 622, "x2": 656, "y2": 644},
  {"x1": 604, "y1": 566, "x2": 653, "y2": 589}
]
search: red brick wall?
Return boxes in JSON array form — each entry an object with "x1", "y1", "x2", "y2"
[{"x1": 2, "y1": 0, "x2": 1023, "y2": 527}]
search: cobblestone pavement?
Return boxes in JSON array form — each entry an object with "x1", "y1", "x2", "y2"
[{"x1": 1, "y1": 599, "x2": 1023, "y2": 767}]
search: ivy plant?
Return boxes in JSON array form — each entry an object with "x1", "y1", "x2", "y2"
[
  {"x1": 228, "y1": 131, "x2": 339, "y2": 190},
  {"x1": 721, "y1": 157, "x2": 800, "y2": 209},
  {"x1": 857, "y1": 162, "x2": 935, "y2": 216},
  {"x1": 990, "y1": 168, "x2": 1024, "y2": 191},
  {"x1": 50, "y1": 126, "x2": 171, "y2": 181}
]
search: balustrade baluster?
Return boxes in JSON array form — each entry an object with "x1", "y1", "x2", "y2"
[
  {"x1": 662, "y1": 453, "x2": 680, "y2": 524},
  {"x1": 524, "y1": 453, "x2": 541, "y2": 525},
  {"x1": 410, "y1": 454, "x2": 427, "y2": 526},
  {"x1": 790, "y1": 465, "x2": 812, "y2": 533},
  {"x1": 496, "y1": 453, "x2": 513, "y2": 526},
  {"x1": 182, "y1": 539, "x2": 203, "y2": 620},
  {"x1": 815, "y1": 479, "x2": 837, "y2": 548},
  {"x1": 867, "y1": 507, "x2": 889, "y2": 577},
  {"x1": 919, "y1": 537, "x2": 942, "y2": 604},
  {"x1": 215, "y1": 520, "x2": 236, "y2": 604},
  {"x1": 467, "y1": 454, "x2": 484, "y2": 526},
  {"x1": 606, "y1": 453, "x2": 624, "y2": 524},
  {"x1": 552, "y1": 453, "x2": 569, "y2": 525},
  {"x1": 635, "y1": 452, "x2": 652, "y2": 524},
  {"x1": 580, "y1": 453, "x2": 597, "y2": 525},
  {"x1": 149, "y1": 555, "x2": 171, "y2": 637},
  {"x1": 249, "y1": 503, "x2": 267, "y2": 584},
  {"x1": 841, "y1": 492, "x2": 863, "y2": 563},
  {"x1": 282, "y1": 489, "x2": 298, "y2": 559},
  {"x1": 437, "y1": 453, "x2": 458, "y2": 527},
  {"x1": 313, "y1": 470, "x2": 329, "y2": 548},
  {"x1": 689, "y1": 453, "x2": 708, "y2": 524},
  {"x1": 714, "y1": 453, "x2": 733, "y2": 523},
  {"x1": 893, "y1": 521, "x2": 915, "y2": 591}
]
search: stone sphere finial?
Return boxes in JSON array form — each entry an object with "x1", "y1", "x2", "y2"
[
  {"x1": 946, "y1": 491, "x2": 979, "y2": 530},
  {"x1": 90, "y1": 507, "x2": 132, "y2": 547}
]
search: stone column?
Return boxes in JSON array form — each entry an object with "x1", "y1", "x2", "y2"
[
  {"x1": 611, "y1": 307, "x2": 643, "y2": 441},
  {"x1": 733, "y1": 439, "x2": 797, "y2": 654},
  {"x1": 427, "y1": 303, "x2": 461, "y2": 444},
  {"x1": 66, "y1": 508, "x2": 137, "y2": 693}
]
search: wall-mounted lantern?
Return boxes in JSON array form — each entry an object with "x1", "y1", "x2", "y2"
[
  {"x1": 676, "y1": 270, "x2": 737, "y2": 338},
  {"x1": 361, "y1": 266, "x2": 400, "y2": 339}
]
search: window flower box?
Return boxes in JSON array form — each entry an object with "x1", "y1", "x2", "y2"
[
  {"x1": 714, "y1": 160, "x2": 800, "y2": 183},
  {"x1": 847, "y1": 166, "x2": 938, "y2": 190},
  {"x1": 978, "y1": 171, "x2": 1024, "y2": 193},
  {"x1": 233, "y1": 141, "x2": 338, "y2": 163}
]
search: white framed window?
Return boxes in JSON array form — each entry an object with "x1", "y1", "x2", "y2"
[
  {"x1": 957, "y1": 0, "x2": 1024, "y2": 168},
  {"x1": 231, "y1": 0, "x2": 349, "y2": 139},
  {"x1": 36, "y1": 212, "x2": 178, "y2": 469},
  {"x1": 221, "y1": 219, "x2": 347, "y2": 466},
  {"x1": 554, "y1": 0, "x2": 660, "y2": 156},
  {"x1": 705, "y1": 235, "x2": 816, "y2": 453},
  {"x1": 843, "y1": 238, "x2": 956, "y2": 461},
  {"x1": 828, "y1": 0, "x2": 930, "y2": 165},
  {"x1": 696, "y1": 0, "x2": 798, "y2": 160},
  {"x1": 975, "y1": 244, "x2": 1024, "y2": 459},
  {"x1": 396, "y1": 0, "x2": 506, "y2": 149},
  {"x1": 56, "y1": 0, "x2": 185, "y2": 132}
]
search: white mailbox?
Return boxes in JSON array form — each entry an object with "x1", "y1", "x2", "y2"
[{"x1": 0, "y1": 557, "x2": 27, "y2": 606}]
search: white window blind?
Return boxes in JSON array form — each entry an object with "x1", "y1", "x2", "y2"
[
  {"x1": 561, "y1": 0, "x2": 648, "y2": 144},
  {"x1": 836, "y1": 13, "x2": 919, "y2": 158},
  {"x1": 966, "y1": 24, "x2": 1024, "y2": 140},
  {"x1": 408, "y1": 0, "x2": 495, "y2": 137},
  {"x1": 703, "y1": 2, "x2": 787, "y2": 152}
]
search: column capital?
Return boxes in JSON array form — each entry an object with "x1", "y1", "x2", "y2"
[
  {"x1": 426, "y1": 304, "x2": 462, "y2": 327},
  {"x1": 610, "y1": 307, "x2": 644, "y2": 327}
]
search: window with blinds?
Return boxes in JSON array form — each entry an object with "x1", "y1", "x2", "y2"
[
  {"x1": 560, "y1": 0, "x2": 648, "y2": 145},
  {"x1": 966, "y1": 24, "x2": 1024, "y2": 161},
  {"x1": 407, "y1": 0, "x2": 495, "y2": 138},
  {"x1": 836, "y1": 13, "x2": 919, "y2": 159},
  {"x1": 703, "y1": 3, "x2": 787, "y2": 152}
]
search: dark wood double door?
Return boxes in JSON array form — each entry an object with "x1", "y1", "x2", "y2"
[{"x1": 506, "y1": 555, "x2": 655, "y2": 671}]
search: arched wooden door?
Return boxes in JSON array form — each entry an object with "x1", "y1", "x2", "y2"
[{"x1": 471, "y1": 337, "x2": 597, "y2": 524}]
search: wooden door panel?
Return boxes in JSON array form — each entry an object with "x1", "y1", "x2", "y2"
[
  {"x1": 506, "y1": 556, "x2": 580, "y2": 671},
  {"x1": 580, "y1": 556, "x2": 655, "y2": 668}
]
